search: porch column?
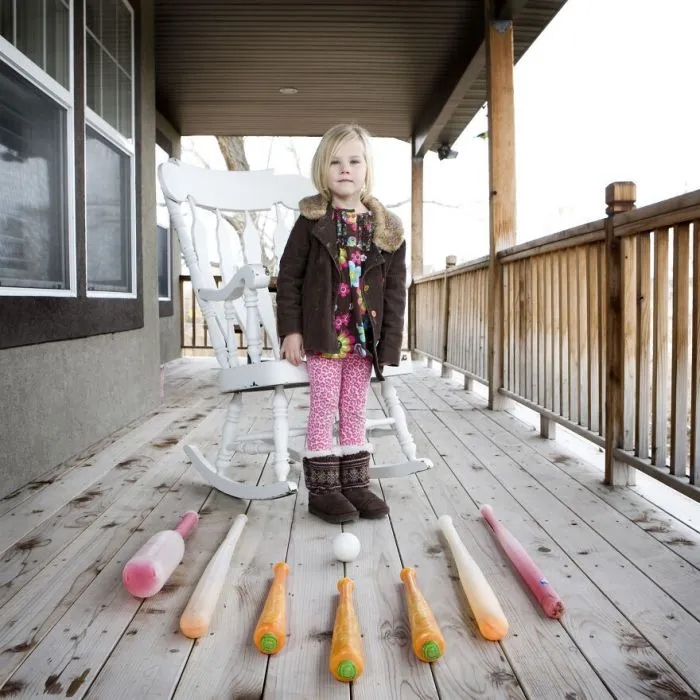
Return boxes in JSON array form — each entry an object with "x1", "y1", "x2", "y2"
[
  {"x1": 485, "y1": 5, "x2": 516, "y2": 410},
  {"x1": 409, "y1": 156, "x2": 424, "y2": 356},
  {"x1": 411, "y1": 157, "x2": 424, "y2": 277},
  {"x1": 604, "y1": 182, "x2": 637, "y2": 486}
]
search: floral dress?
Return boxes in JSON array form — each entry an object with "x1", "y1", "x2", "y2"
[{"x1": 322, "y1": 208, "x2": 374, "y2": 359}]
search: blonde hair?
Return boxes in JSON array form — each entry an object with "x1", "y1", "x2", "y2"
[{"x1": 311, "y1": 123, "x2": 375, "y2": 202}]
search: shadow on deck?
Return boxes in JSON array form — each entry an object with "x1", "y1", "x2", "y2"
[{"x1": 0, "y1": 357, "x2": 699, "y2": 699}]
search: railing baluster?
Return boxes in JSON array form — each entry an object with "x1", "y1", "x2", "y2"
[
  {"x1": 568, "y1": 247, "x2": 579, "y2": 425},
  {"x1": 578, "y1": 246, "x2": 589, "y2": 427},
  {"x1": 622, "y1": 236, "x2": 637, "y2": 450},
  {"x1": 519, "y1": 262, "x2": 527, "y2": 398},
  {"x1": 191, "y1": 278, "x2": 197, "y2": 346},
  {"x1": 588, "y1": 245, "x2": 600, "y2": 432},
  {"x1": 560, "y1": 252, "x2": 570, "y2": 419},
  {"x1": 636, "y1": 233, "x2": 651, "y2": 459},
  {"x1": 512, "y1": 263, "x2": 519, "y2": 393},
  {"x1": 543, "y1": 255, "x2": 551, "y2": 410},
  {"x1": 599, "y1": 242, "x2": 607, "y2": 436},
  {"x1": 671, "y1": 222, "x2": 691, "y2": 476},
  {"x1": 690, "y1": 220, "x2": 700, "y2": 484},
  {"x1": 552, "y1": 253, "x2": 561, "y2": 416},
  {"x1": 652, "y1": 228, "x2": 670, "y2": 468}
]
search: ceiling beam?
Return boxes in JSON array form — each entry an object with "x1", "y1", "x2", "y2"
[
  {"x1": 411, "y1": 0, "x2": 528, "y2": 159},
  {"x1": 496, "y1": 0, "x2": 530, "y2": 20}
]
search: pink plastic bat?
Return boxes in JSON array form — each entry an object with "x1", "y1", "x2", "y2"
[
  {"x1": 122, "y1": 511, "x2": 199, "y2": 598},
  {"x1": 480, "y1": 504, "x2": 564, "y2": 619}
]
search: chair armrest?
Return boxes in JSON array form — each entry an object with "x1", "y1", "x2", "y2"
[{"x1": 198, "y1": 265, "x2": 269, "y2": 302}]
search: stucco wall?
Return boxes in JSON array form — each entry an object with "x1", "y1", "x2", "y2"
[{"x1": 0, "y1": 0, "x2": 160, "y2": 498}]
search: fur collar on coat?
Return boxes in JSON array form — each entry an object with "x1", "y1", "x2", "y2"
[{"x1": 298, "y1": 194, "x2": 404, "y2": 253}]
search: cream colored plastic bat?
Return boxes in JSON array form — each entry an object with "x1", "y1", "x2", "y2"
[
  {"x1": 438, "y1": 514, "x2": 509, "y2": 641},
  {"x1": 180, "y1": 513, "x2": 248, "y2": 639}
]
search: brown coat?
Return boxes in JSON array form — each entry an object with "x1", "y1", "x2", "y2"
[{"x1": 276, "y1": 194, "x2": 407, "y2": 379}]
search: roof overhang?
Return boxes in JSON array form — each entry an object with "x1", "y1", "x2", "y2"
[{"x1": 154, "y1": 0, "x2": 566, "y2": 154}]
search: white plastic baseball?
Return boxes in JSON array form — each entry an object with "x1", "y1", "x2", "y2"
[{"x1": 332, "y1": 532, "x2": 361, "y2": 562}]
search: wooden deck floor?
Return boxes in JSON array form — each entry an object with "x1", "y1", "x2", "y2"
[{"x1": 1, "y1": 357, "x2": 700, "y2": 700}]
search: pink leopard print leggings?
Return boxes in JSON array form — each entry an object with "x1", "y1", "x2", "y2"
[{"x1": 305, "y1": 353, "x2": 373, "y2": 452}]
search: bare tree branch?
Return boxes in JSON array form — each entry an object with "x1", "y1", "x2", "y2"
[
  {"x1": 386, "y1": 198, "x2": 462, "y2": 209},
  {"x1": 286, "y1": 137, "x2": 303, "y2": 175},
  {"x1": 215, "y1": 136, "x2": 274, "y2": 271},
  {"x1": 216, "y1": 135, "x2": 251, "y2": 172},
  {"x1": 181, "y1": 137, "x2": 215, "y2": 169}
]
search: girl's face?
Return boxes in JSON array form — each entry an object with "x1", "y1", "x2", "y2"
[{"x1": 326, "y1": 138, "x2": 367, "y2": 204}]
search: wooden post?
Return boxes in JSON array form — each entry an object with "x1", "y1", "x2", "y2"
[
  {"x1": 486, "y1": 8, "x2": 516, "y2": 411},
  {"x1": 441, "y1": 255, "x2": 456, "y2": 378},
  {"x1": 540, "y1": 414, "x2": 556, "y2": 440},
  {"x1": 604, "y1": 182, "x2": 637, "y2": 486},
  {"x1": 411, "y1": 158, "x2": 424, "y2": 279},
  {"x1": 410, "y1": 157, "x2": 424, "y2": 360},
  {"x1": 407, "y1": 283, "x2": 416, "y2": 357}
]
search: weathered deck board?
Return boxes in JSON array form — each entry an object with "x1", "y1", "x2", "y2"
[
  {"x1": 401, "y1": 410, "x2": 614, "y2": 699},
  {"x1": 373, "y1": 418, "x2": 526, "y2": 700},
  {"x1": 459, "y1": 407, "x2": 700, "y2": 619},
  {"x1": 346, "y1": 411, "x2": 437, "y2": 700},
  {"x1": 1, "y1": 358, "x2": 700, "y2": 700},
  {"x1": 447, "y1": 411, "x2": 700, "y2": 691},
  {"x1": 0, "y1": 394, "x2": 224, "y2": 610},
  {"x1": 406, "y1": 405, "x2": 696, "y2": 699},
  {"x1": 0, "y1": 408, "x2": 226, "y2": 693},
  {"x1": 484, "y1": 406, "x2": 700, "y2": 569},
  {"x1": 0, "y1": 408, "x2": 192, "y2": 553},
  {"x1": 262, "y1": 480, "x2": 349, "y2": 699},
  {"x1": 402, "y1": 372, "x2": 700, "y2": 697},
  {"x1": 174, "y1": 414, "x2": 298, "y2": 699},
  {"x1": 86, "y1": 429, "x2": 272, "y2": 700}
]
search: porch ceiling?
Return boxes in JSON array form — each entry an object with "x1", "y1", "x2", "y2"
[{"x1": 154, "y1": 0, "x2": 566, "y2": 155}]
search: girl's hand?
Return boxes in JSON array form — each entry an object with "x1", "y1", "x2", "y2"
[{"x1": 281, "y1": 333, "x2": 305, "y2": 366}]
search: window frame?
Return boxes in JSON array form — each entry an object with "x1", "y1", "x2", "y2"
[
  {"x1": 0, "y1": 0, "x2": 145, "y2": 351},
  {"x1": 156, "y1": 224, "x2": 172, "y2": 302},
  {"x1": 0, "y1": 6, "x2": 77, "y2": 298},
  {"x1": 83, "y1": 0, "x2": 136, "y2": 299},
  {"x1": 156, "y1": 129, "x2": 174, "y2": 317}
]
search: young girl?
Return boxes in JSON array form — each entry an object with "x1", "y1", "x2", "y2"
[{"x1": 276, "y1": 124, "x2": 407, "y2": 524}]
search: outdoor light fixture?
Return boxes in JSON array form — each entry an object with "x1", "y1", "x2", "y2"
[
  {"x1": 279, "y1": 87, "x2": 299, "y2": 95},
  {"x1": 437, "y1": 144, "x2": 458, "y2": 160}
]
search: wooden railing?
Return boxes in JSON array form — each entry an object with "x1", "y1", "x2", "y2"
[
  {"x1": 412, "y1": 256, "x2": 490, "y2": 384},
  {"x1": 411, "y1": 185, "x2": 700, "y2": 501},
  {"x1": 499, "y1": 220, "x2": 607, "y2": 442},
  {"x1": 178, "y1": 275, "x2": 274, "y2": 352}
]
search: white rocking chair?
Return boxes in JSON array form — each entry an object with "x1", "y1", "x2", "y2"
[{"x1": 158, "y1": 159, "x2": 432, "y2": 500}]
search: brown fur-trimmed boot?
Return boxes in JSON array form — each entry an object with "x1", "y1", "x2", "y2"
[
  {"x1": 303, "y1": 452, "x2": 359, "y2": 524},
  {"x1": 339, "y1": 445, "x2": 390, "y2": 519}
]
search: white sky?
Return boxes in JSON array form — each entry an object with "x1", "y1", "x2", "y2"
[{"x1": 179, "y1": 0, "x2": 700, "y2": 273}]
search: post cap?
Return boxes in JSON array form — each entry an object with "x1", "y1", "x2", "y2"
[{"x1": 605, "y1": 182, "x2": 636, "y2": 214}]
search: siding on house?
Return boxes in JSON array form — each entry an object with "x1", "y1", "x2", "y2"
[{"x1": 0, "y1": 0, "x2": 167, "y2": 498}]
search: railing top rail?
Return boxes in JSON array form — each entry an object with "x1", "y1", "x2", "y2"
[
  {"x1": 498, "y1": 219, "x2": 606, "y2": 263},
  {"x1": 413, "y1": 255, "x2": 489, "y2": 284},
  {"x1": 413, "y1": 187, "x2": 700, "y2": 281},
  {"x1": 614, "y1": 188, "x2": 700, "y2": 236}
]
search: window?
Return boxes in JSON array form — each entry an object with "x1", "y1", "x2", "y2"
[
  {"x1": 0, "y1": 0, "x2": 144, "y2": 349},
  {"x1": 84, "y1": 0, "x2": 135, "y2": 296},
  {"x1": 1, "y1": 0, "x2": 71, "y2": 89},
  {"x1": 155, "y1": 143, "x2": 171, "y2": 302},
  {"x1": 84, "y1": 0, "x2": 132, "y2": 138},
  {"x1": 0, "y1": 0, "x2": 75, "y2": 296},
  {"x1": 157, "y1": 225, "x2": 170, "y2": 300},
  {"x1": 85, "y1": 126, "x2": 132, "y2": 292}
]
